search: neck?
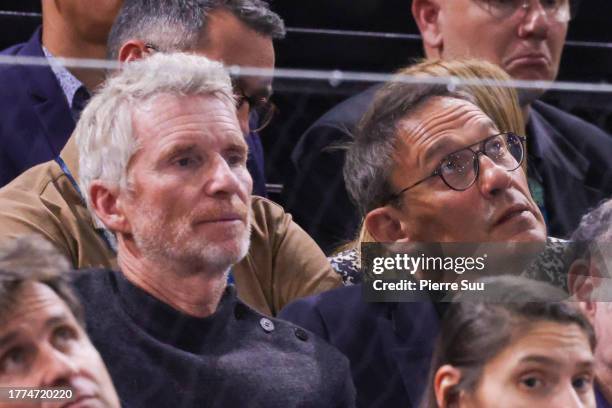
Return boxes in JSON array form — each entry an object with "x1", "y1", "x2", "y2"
[
  {"x1": 41, "y1": 22, "x2": 107, "y2": 91},
  {"x1": 116, "y1": 237, "x2": 228, "y2": 318}
]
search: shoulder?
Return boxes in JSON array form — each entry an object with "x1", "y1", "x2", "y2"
[
  {"x1": 234, "y1": 295, "x2": 353, "y2": 371},
  {"x1": 70, "y1": 268, "x2": 115, "y2": 295},
  {"x1": 292, "y1": 85, "x2": 382, "y2": 165},
  {"x1": 531, "y1": 100, "x2": 612, "y2": 143},
  {"x1": 307, "y1": 85, "x2": 382, "y2": 133},
  {"x1": 250, "y1": 195, "x2": 290, "y2": 229},
  {"x1": 279, "y1": 284, "x2": 377, "y2": 339},
  {"x1": 0, "y1": 162, "x2": 72, "y2": 239}
]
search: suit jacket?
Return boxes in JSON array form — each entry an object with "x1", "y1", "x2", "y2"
[
  {"x1": 285, "y1": 86, "x2": 612, "y2": 252},
  {"x1": 279, "y1": 284, "x2": 441, "y2": 408},
  {"x1": 0, "y1": 27, "x2": 74, "y2": 186},
  {"x1": 0, "y1": 27, "x2": 269, "y2": 196}
]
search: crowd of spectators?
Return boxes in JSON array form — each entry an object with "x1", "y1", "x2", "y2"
[{"x1": 0, "y1": 0, "x2": 610, "y2": 407}]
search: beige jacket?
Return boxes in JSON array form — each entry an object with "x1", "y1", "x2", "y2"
[{"x1": 0, "y1": 137, "x2": 341, "y2": 316}]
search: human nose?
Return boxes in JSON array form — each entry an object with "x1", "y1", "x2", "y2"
[
  {"x1": 518, "y1": 0, "x2": 552, "y2": 38},
  {"x1": 39, "y1": 345, "x2": 78, "y2": 387},
  {"x1": 476, "y1": 154, "x2": 513, "y2": 198},
  {"x1": 549, "y1": 384, "x2": 590, "y2": 408}
]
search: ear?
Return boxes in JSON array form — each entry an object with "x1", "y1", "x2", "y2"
[
  {"x1": 117, "y1": 40, "x2": 153, "y2": 63},
  {"x1": 364, "y1": 207, "x2": 410, "y2": 242},
  {"x1": 434, "y1": 364, "x2": 462, "y2": 408},
  {"x1": 568, "y1": 258, "x2": 600, "y2": 302},
  {"x1": 89, "y1": 181, "x2": 132, "y2": 234},
  {"x1": 412, "y1": 0, "x2": 443, "y2": 58}
]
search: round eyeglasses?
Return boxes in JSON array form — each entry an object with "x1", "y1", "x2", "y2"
[
  {"x1": 232, "y1": 82, "x2": 277, "y2": 133},
  {"x1": 475, "y1": 0, "x2": 575, "y2": 23},
  {"x1": 389, "y1": 132, "x2": 526, "y2": 200}
]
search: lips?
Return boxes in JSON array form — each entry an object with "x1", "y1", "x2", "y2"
[
  {"x1": 505, "y1": 52, "x2": 551, "y2": 68},
  {"x1": 494, "y1": 204, "x2": 533, "y2": 227},
  {"x1": 195, "y1": 213, "x2": 245, "y2": 224}
]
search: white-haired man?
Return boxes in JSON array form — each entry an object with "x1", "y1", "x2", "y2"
[
  {"x1": 72, "y1": 52, "x2": 355, "y2": 407},
  {"x1": 0, "y1": 0, "x2": 341, "y2": 317}
]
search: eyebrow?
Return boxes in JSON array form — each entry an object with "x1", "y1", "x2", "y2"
[
  {"x1": 518, "y1": 355, "x2": 594, "y2": 369},
  {"x1": 0, "y1": 313, "x2": 71, "y2": 349},
  {"x1": 159, "y1": 144, "x2": 199, "y2": 161}
]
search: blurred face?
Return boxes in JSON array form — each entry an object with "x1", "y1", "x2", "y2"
[
  {"x1": 434, "y1": 0, "x2": 568, "y2": 84},
  {"x1": 0, "y1": 282, "x2": 119, "y2": 408},
  {"x1": 120, "y1": 94, "x2": 252, "y2": 272},
  {"x1": 459, "y1": 322, "x2": 596, "y2": 408},
  {"x1": 387, "y1": 97, "x2": 546, "y2": 242},
  {"x1": 592, "y1": 303, "x2": 612, "y2": 392},
  {"x1": 49, "y1": 0, "x2": 123, "y2": 43},
  {"x1": 197, "y1": 10, "x2": 276, "y2": 134}
]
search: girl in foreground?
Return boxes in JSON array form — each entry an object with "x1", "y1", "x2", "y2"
[{"x1": 421, "y1": 276, "x2": 597, "y2": 408}]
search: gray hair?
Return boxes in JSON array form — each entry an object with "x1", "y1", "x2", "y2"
[
  {"x1": 568, "y1": 199, "x2": 612, "y2": 277},
  {"x1": 0, "y1": 235, "x2": 84, "y2": 325},
  {"x1": 107, "y1": 0, "x2": 286, "y2": 59},
  {"x1": 344, "y1": 81, "x2": 475, "y2": 216},
  {"x1": 77, "y1": 52, "x2": 235, "y2": 222}
]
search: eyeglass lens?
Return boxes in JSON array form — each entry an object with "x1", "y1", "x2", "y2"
[
  {"x1": 481, "y1": 0, "x2": 571, "y2": 22},
  {"x1": 440, "y1": 133, "x2": 524, "y2": 190}
]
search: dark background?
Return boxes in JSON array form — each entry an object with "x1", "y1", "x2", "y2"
[{"x1": 1, "y1": 1, "x2": 611, "y2": 197}]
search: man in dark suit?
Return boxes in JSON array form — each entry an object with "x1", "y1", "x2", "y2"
[
  {"x1": 0, "y1": 0, "x2": 272, "y2": 196},
  {"x1": 0, "y1": 1, "x2": 121, "y2": 186},
  {"x1": 286, "y1": 0, "x2": 611, "y2": 253},
  {"x1": 281, "y1": 67, "x2": 548, "y2": 407}
]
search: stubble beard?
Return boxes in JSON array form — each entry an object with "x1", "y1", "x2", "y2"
[{"x1": 132, "y1": 206, "x2": 252, "y2": 277}]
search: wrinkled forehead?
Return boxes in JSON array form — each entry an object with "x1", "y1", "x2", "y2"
[
  {"x1": 394, "y1": 97, "x2": 497, "y2": 164},
  {"x1": 0, "y1": 282, "x2": 68, "y2": 328}
]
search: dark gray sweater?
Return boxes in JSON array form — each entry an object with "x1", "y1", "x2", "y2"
[{"x1": 72, "y1": 269, "x2": 356, "y2": 408}]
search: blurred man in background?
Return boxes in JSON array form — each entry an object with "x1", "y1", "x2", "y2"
[
  {"x1": 0, "y1": 0, "x2": 122, "y2": 186},
  {"x1": 287, "y1": 0, "x2": 612, "y2": 253}
]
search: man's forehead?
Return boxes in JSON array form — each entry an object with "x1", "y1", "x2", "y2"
[
  {"x1": 396, "y1": 97, "x2": 496, "y2": 163},
  {"x1": 0, "y1": 282, "x2": 68, "y2": 327},
  {"x1": 132, "y1": 93, "x2": 245, "y2": 150},
  {"x1": 197, "y1": 9, "x2": 275, "y2": 69}
]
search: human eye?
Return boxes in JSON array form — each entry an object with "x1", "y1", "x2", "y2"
[
  {"x1": 173, "y1": 155, "x2": 201, "y2": 169},
  {"x1": 485, "y1": 138, "x2": 508, "y2": 160},
  {"x1": 225, "y1": 150, "x2": 247, "y2": 167},
  {"x1": 441, "y1": 151, "x2": 471, "y2": 176},
  {"x1": 541, "y1": 0, "x2": 561, "y2": 9},
  {"x1": 572, "y1": 374, "x2": 594, "y2": 393},
  {"x1": 52, "y1": 325, "x2": 78, "y2": 349},
  {"x1": 0, "y1": 347, "x2": 29, "y2": 375},
  {"x1": 521, "y1": 376, "x2": 543, "y2": 388}
]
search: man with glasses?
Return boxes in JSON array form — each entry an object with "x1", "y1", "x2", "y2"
[
  {"x1": 280, "y1": 71, "x2": 547, "y2": 407},
  {"x1": 0, "y1": 0, "x2": 342, "y2": 317},
  {"x1": 288, "y1": 0, "x2": 612, "y2": 252}
]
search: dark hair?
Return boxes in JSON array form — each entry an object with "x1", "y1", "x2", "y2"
[
  {"x1": 0, "y1": 235, "x2": 84, "y2": 325},
  {"x1": 419, "y1": 275, "x2": 596, "y2": 408},
  {"x1": 107, "y1": 0, "x2": 285, "y2": 59},
  {"x1": 343, "y1": 80, "x2": 474, "y2": 216}
]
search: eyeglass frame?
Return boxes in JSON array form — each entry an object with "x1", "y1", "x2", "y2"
[
  {"x1": 387, "y1": 132, "x2": 527, "y2": 202},
  {"x1": 230, "y1": 77, "x2": 277, "y2": 133},
  {"x1": 144, "y1": 43, "x2": 277, "y2": 133},
  {"x1": 474, "y1": 0, "x2": 576, "y2": 23}
]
